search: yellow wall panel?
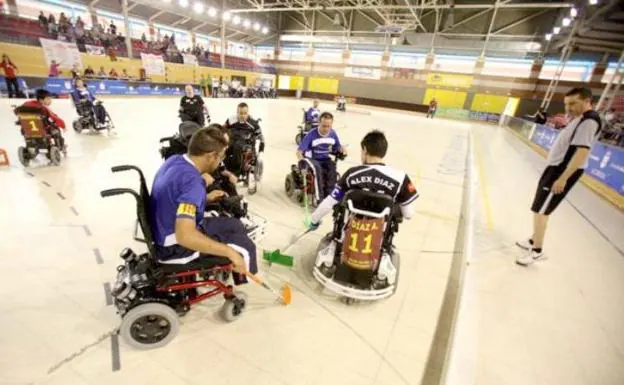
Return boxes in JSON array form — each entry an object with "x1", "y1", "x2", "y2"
[
  {"x1": 423, "y1": 88, "x2": 467, "y2": 109},
  {"x1": 0, "y1": 43, "x2": 48, "y2": 76},
  {"x1": 471, "y1": 93, "x2": 509, "y2": 114},
  {"x1": 290, "y1": 76, "x2": 304, "y2": 90},
  {"x1": 307, "y1": 77, "x2": 339, "y2": 94}
]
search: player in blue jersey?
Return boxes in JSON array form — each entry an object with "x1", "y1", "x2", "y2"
[
  {"x1": 304, "y1": 99, "x2": 321, "y2": 131},
  {"x1": 150, "y1": 126, "x2": 257, "y2": 284},
  {"x1": 296, "y1": 111, "x2": 347, "y2": 200}
]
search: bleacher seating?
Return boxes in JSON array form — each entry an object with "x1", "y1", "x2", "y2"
[
  {"x1": 0, "y1": 14, "x2": 49, "y2": 45},
  {"x1": 0, "y1": 14, "x2": 275, "y2": 75}
]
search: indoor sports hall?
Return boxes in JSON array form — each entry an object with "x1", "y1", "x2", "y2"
[{"x1": 0, "y1": 1, "x2": 623, "y2": 385}]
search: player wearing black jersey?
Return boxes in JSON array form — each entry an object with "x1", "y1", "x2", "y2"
[
  {"x1": 179, "y1": 85, "x2": 208, "y2": 127},
  {"x1": 309, "y1": 130, "x2": 418, "y2": 228}
]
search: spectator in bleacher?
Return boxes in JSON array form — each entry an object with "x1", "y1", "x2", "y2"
[
  {"x1": 141, "y1": 33, "x2": 147, "y2": 43},
  {"x1": 38, "y1": 11, "x2": 48, "y2": 28},
  {"x1": 0, "y1": 54, "x2": 19, "y2": 98},
  {"x1": 76, "y1": 16, "x2": 84, "y2": 29},
  {"x1": 70, "y1": 64, "x2": 80, "y2": 80},
  {"x1": 107, "y1": 46, "x2": 117, "y2": 62},
  {"x1": 48, "y1": 14, "x2": 58, "y2": 36},
  {"x1": 109, "y1": 68, "x2": 119, "y2": 78},
  {"x1": 120, "y1": 69, "x2": 130, "y2": 79},
  {"x1": 97, "y1": 66, "x2": 106, "y2": 77},
  {"x1": 59, "y1": 12, "x2": 68, "y2": 34},
  {"x1": 84, "y1": 65, "x2": 95, "y2": 78},
  {"x1": 110, "y1": 20, "x2": 116, "y2": 36},
  {"x1": 139, "y1": 68, "x2": 147, "y2": 81},
  {"x1": 48, "y1": 60, "x2": 61, "y2": 77}
]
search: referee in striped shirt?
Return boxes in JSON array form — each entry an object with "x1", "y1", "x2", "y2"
[{"x1": 516, "y1": 87, "x2": 601, "y2": 266}]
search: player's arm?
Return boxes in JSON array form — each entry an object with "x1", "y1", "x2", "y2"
[
  {"x1": 252, "y1": 120, "x2": 265, "y2": 152},
  {"x1": 296, "y1": 131, "x2": 312, "y2": 159},
  {"x1": 47, "y1": 108, "x2": 66, "y2": 130},
  {"x1": 173, "y1": 175, "x2": 242, "y2": 263},
  {"x1": 396, "y1": 174, "x2": 419, "y2": 220},
  {"x1": 333, "y1": 132, "x2": 347, "y2": 155},
  {"x1": 554, "y1": 119, "x2": 598, "y2": 192},
  {"x1": 310, "y1": 171, "x2": 349, "y2": 224}
]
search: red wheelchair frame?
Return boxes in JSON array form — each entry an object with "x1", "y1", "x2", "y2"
[{"x1": 101, "y1": 165, "x2": 243, "y2": 317}]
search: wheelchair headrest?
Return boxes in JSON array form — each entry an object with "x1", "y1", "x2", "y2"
[
  {"x1": 343, "y1": 190, "x2": 395, "y2": 219},
  {"x1": 14, "y1": 105, "x2": 45, "y2": 116},
  {"x1": 179, "y1": 121, "x2": 201, "y2": 145}
]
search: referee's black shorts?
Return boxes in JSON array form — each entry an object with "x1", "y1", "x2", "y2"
[{"x1": 531, "y1": 165, "x2": 584, "y2": 215}]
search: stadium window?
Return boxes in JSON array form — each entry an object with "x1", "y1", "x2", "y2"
[
  {"x1": 601, "y1": 62, "x2": 623, "y2": 84},
  {"x1": 389, "y1": 53, "x2": 426, "y2": 70},
  {"x1": 432, "y1": 55, "x2": 477, "y2": 74},
  {"x1": 538, "y1": 60, "x2": 596, "y2": 82},
  {"x1": 481, "y1": 57, "x2": 533, "y2": 78}
]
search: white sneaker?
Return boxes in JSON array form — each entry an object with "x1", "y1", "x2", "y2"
[
  {"x1": 516, "y1": 249, "x2": 547, "y2": 266},
  {"x1": 377, "y1": 252, "x2": 397, "y2": 285},
  {"x1": 315, "y1": 240, "x2": 336, "y2": 268},
  {"x1": 515, "y1": 238, "x2": 534, "y2": 250}
]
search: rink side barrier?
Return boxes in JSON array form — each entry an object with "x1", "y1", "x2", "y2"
[
  {"x1": 0, "y1": 76, "x2": 200, "y2": 97},
  {"x1": 421, "y1": 132, "x2": 477, "y2": 385},
  {"x1": 500, "y1": 115, "x2": 624, "y2": 210},
  {"x1": 278, "y1": 89, "x2": 503, "y2": 123}
]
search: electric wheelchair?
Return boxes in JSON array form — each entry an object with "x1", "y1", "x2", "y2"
[
  {"x1": 101, "y1": 165, "x2": 251, "y2": 350},
  {"x1": 159, "y1": 122, "x2": 267, "y2": 243},
  {"x1": 313, "y1": 189, "x2": 402, "y2": 305},
  {"x1": 336, "y1": 97, "x2": 346, "y2": 112},
  {"x1": 284, "y1": 152, "x2": 345, "y2": 208},
  {"x1": 295, "y1": 108, "x2": 316, "y2": 145},
  {"x1": 224, "y1": 118, "x2": 264, "y2": 195},
  {"x1": 13, "y1": 105, "x2": 66, "y2": 167},
  {"x1": 72, "y1": 99, "x2": 115, "y2": 134}
]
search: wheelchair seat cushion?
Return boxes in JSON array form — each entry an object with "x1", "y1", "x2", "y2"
[{"x1": 158, "y1": 255, "x2": 231, "y2": 273}]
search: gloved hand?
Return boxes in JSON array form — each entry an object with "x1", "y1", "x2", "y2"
[{"x1": 259, "y1": 142, "x2": 265, "y2": 153}]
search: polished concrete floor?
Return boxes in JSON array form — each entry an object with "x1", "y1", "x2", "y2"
[{"x1": 0, "y1": 97, "x2": 621, "y2": 385}]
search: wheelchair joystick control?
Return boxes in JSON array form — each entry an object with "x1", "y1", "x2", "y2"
[{"x1": 120, "y1": 247, "x2": 137, "y2": 261}]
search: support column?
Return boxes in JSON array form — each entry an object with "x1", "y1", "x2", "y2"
[
  {"x1": 424, "y1": 52, "x2": 435, "y2": 71},
  {"x1": 220, "y1": 17, "x2": 226, "y2": 69},
  {"x1": 88, "y1": 3, "x2": 98, "y2": 27},
  {"x1": 148, "y1": 22, "x2": 155, "y2": 41},
  {"x1": 528, "y1": 56, "x2": 543, "y2": 82},
  {"x1": 122, "y1": 0, "x2": 133, "y2": 58},
  {"x1": 589, "y1": 52, "x2": 609, "y2": 84},
  {"x1": 597, "y1": 50, "x2": 624, "y2": 111},
  {"x1": 474, "y1": 57, "x2": 485, "y2": 75},
  {"x1": 5, "y1": 0, "x2": 18, "y2": 16},
  {"x1": 541, "y1": 19, "x2": 580, "y2": 110}
]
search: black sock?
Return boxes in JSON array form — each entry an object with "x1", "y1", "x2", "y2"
[{"x1": 532, "y1": 248, "x2": 542, "y2": 253}]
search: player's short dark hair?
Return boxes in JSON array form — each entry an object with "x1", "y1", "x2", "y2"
[
  {"x1": 361, "y1": 130, "x2": 388, "y2": 158},
  {"x1": 565, "y1": 87, "x2": 592, "y2": 100},
  {"x1": 188, "y1": 127, "x2": 228, "y2": 157},
  {"x1": 35, "y1": 89, "x2": 51, "y2": 101},
  {"x1": 320, "y1": 111, "x2": 334, "y2": 120},
  {"x1": 237, "y1": 102, "x2": 248, "y2": 110},
  {"x1": 208, "y1": 123, "x2": 230, "y2": 143}
]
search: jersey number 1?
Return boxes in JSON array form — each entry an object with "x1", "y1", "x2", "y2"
[
  {"x1": 348, "y1": 233, "x2": 373, "y2": 254},
  {"x1": 29, "y1": 120, "x2": 38, "y2": 132}
]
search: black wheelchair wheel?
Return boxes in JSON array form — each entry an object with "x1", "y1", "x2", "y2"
[
  {"x1": 49, "y1": 146, "x2": 62, "y2": 166},
  {"x1": 295, "y1": 132, "x2": 302, "y2": 145},
  {"x1": 17, "y1": 146, "x2": 29, "y2": 167},
  {"x1": 72, "y1": 120, "x2": 82, "y2": 133},
  {"x1": 285, "y1": 174, "x2": 295, "y2": 197}
]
